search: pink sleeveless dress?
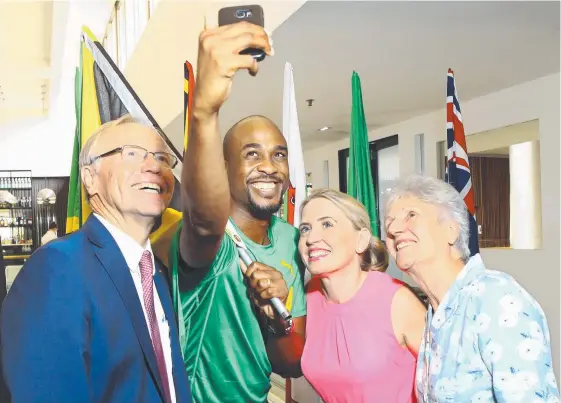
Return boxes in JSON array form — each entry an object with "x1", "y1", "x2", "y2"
[{"x1": 301, "y1": 271, "x2": 417, "y2": 403}]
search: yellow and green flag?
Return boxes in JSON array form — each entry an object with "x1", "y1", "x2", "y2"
[
  {"x1": 65, "y1": 26, "x2": 191, "y2": 266},
  {"x1": 66, "y1": 66, "x2": 83, "y2": 233}
]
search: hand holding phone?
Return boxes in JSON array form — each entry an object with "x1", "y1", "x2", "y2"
[
  {"x1": 192, "y1": 9, "x2": 273, "y2": 117},
  {"x1": 218, "y1": 5, "x2": 267, "y2": 62}
]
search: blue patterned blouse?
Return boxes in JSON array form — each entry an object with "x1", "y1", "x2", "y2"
[{"x1": 416, "y1": 254, "x2": 559, "y2": 402}]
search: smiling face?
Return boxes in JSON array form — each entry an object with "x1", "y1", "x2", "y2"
[
  {"x1": 225, "y1": 117, "x2": 289, "y2": 219},
  {"x1": 81, "y1": 123, "x2": 175, "y2": 220},
  {"x1": 298, "y1": 197, "x2": 370, "y2": 277},
  {"x1": 384, "y1": 195, "x2": 459, "y2": 272}
]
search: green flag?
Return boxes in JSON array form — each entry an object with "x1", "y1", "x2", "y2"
[
  {"x1": 66, "y1": 66, "x2": 82, "y2": 233},
  {"x1": 347, "y1": 71, "x2": 379, "y2": 237}
]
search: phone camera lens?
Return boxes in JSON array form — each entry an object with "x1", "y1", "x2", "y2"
[{"x1": 235, "y1": 10, "x2": 246, "y2": 19}]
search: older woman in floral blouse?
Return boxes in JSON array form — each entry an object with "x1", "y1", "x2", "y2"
[{"x1": 384, "y1": 175, "x2": 559, "y2": 402}]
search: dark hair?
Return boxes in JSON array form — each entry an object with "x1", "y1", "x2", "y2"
[{"x1": 48, "y1": 221, "x2": 57, "y2": 230}]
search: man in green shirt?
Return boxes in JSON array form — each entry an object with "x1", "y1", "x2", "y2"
[{"x1": 169, "y1": 22, "x2": 306, "y2": 402}]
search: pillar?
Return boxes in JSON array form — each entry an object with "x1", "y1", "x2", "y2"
[{"x1": 509, "y1": 140, "x2": 543, "y2": 249}]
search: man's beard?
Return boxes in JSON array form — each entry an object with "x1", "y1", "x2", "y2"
[{"x1": 246, "y1": 188, "x2": 283, "y2": 220}]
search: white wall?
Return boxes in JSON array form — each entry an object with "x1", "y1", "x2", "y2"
[
  {"x1": 0, "y1": 1, "x2": 114, "y2": 178},
  {"x1": 0, "y1": 118, "x2": 59, "y2": 176},
  {"x1": 304, "y1": 72, "x2": 561, "y2": 377},
  {"x1": 125, "y1": 0, "x2": 307, "y2": 130}
]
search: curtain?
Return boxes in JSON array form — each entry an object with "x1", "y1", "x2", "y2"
[
  {"x1": 31, "y1": 177, "x2": 70, "y2": 247},
  {"x1": 470, "y1": 156, "x2": 510, "y2": 248}
]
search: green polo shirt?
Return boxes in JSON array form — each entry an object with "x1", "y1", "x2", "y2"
[{"x1": 169, "y1": 216, "x2": 306, "y2": 403}]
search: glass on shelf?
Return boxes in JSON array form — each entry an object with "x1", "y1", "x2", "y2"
[{"x1": 0, "y1": 176, "x2": 31, "y2": 189}]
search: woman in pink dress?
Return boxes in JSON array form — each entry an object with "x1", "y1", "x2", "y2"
[{"x1": 298, "y1": 189, "x2": 426, "y2": 403}]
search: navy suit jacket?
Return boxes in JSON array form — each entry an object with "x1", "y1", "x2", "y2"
[{"x1": 0, "y1": 215, "x2": 192, "y2": 403}]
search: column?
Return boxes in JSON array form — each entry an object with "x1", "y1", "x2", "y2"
[{"x1": 509, "y1": 140, "x2": 542, "y2": 249}]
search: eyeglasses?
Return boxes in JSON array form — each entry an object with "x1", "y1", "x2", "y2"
[{"x1": 88, "y1": 145, "x2": 178, "y2": 170}]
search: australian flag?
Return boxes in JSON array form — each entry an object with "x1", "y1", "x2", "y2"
[{"x1": 445, "y1": 68, "x2": 479, "y2": 256}]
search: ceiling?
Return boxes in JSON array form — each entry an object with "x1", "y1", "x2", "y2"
[
  {"x1": 0, "y1": 1, "x2": 54, "y2": 125},
  {"x1": 212, "y1": 1, "x2": 560, "y2": 150}
]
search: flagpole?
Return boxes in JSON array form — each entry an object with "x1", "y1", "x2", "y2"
[{"x1": 445, "y1": 69, "x2": 479, "y2": 256}]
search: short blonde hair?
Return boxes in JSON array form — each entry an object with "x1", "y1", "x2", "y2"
[{"x1": 300, "y1": 188, "x2": 389, "y2": 272}]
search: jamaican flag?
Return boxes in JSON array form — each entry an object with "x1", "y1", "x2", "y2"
[{"x1": 65, "y1": 26, "x2": 193, "y2": 266}]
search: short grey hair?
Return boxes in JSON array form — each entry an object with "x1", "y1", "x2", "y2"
[
  {"x1": 385, "y1": 174, "x2": 471, "y2": 262},
  {"x1": 79, "y1": 114, "x2": 141, "y2": 169},
  {"x1": 79, "y1": 114, "x2": 146, "y2": 203}
]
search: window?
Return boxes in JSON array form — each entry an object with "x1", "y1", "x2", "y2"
[
  {"x1": 338, "y1": 134, "x2": 399, "y2": 237},
  {"x1": 116, "y1": 1, "x2": 127, "y2": 69},
  {"x1": 103, "y1": 4, "x2": 118, "y2": 62},
  {"x1": 338, "y1": 135, "x2": 406, "y2": 283},
  {"x1": 102, "y1": 0, "x2": 150, "y2": 69},
  {"x1": 130, "y1": 0, "x2": 149, "y2": 49},
  {"x1": 376, "y1": 143, "x2": 400, "y2": 241},
  {"x1": 149, "y1": 0, "x2": 160, "y2": 18}
]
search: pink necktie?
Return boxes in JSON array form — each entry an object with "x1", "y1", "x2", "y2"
[{"x1": 139, "y1": 250, "x2": 172, "y2": 403}]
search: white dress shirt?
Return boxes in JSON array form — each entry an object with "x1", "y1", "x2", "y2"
[
  {"x1": 41, "y1": 229, "x2": 58, "y2": 245},
  {"x1": 95, "y1": 214, "x2": 176, "y2": 402}
]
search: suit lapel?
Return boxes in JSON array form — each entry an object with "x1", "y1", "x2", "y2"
[{"x1": 82, "y1": 216, "x2": 165, "y2": 400}]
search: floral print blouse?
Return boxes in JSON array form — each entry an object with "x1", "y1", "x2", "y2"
[{"x1": 416, "y1": 254, "x2": 559, "y2": 402}]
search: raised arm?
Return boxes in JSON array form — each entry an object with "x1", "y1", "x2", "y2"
[{"x1": 180, "y1": 21, "x2": 273, "y2": 268}]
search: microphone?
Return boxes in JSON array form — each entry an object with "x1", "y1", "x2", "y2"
[{"x1": 236, "y1": 246, "x2": 293, "y2": 323}]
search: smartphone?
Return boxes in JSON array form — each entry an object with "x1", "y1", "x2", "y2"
[{"x1": 218, "y1": 5, "x2": 266, "y2": 62}]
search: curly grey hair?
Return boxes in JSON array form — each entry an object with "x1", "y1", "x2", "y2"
[{"x1": 385, "y1": 174, "x2": 471, "y2": 262}]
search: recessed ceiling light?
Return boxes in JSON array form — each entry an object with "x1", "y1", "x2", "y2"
[{"x1": 319, "y1": 126, "x2": 331, "y2": 131}]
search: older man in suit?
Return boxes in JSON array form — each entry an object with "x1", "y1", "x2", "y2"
[{"x1": 1, "y1": 115, "x2": 192, "y2": 403}]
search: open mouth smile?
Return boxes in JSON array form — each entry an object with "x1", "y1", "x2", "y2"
[
  {"x1": 249, "y1": 181, "x2": 280, "y2": 196},
  {"x1": 308, "y1": 249, "x2": 331, "y2": 262},
  {"x1": 132, "y1": 182, "x2": 163, "y2": 194},
  {"x1": 396, "y1": 240, "x2": 415, "y2": 251}
]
